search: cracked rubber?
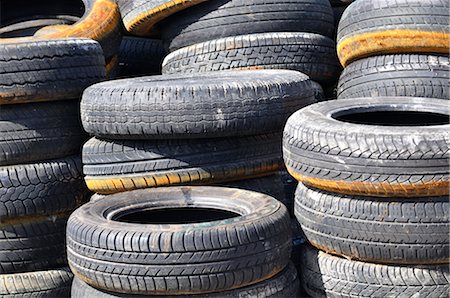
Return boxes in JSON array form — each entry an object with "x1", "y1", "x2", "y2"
[
  {"x1": 300, "y1": 245, "x2": 450, "y2": 298},
  {"x1": 0, "y1": 38, "x2": 106, "y2": 104},
  {"x1": 295, "y1": 183, "x2": 449, "y2": 264},
  {"x1": 337, "y1": 54, "x2": 450, "y2": 100},
  {"x1": 283, "y1": 97, "x2": 450, "y2": 197},
  {"x1": 0, "y1": 101, "x2": 86, "y2": 166},
  {"x1": 162, "y1": 32, "x2": 341, "y2": 84},
  {"x1": 67, "y1": 186, "x2": 292, "y2": 295},
  {"x1": 81, "y1": 70, "x2": 315, "y2": 139},
  {"x1": 160, "y1": 0, "x2": 334, "y2": 51},
  {"x1": 337, "y1": 0, "x2": 450, "y2": 66},
  {"x1": 83, "y1": 134, "x2": 283, "y2": 194},
  {"x1": 0, "y1": 267, "x2": 73, "y2": 297}
]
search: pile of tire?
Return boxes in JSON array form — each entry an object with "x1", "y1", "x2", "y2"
[
  {"x1": 0, "y1": 1, "x2": 122, "y2": 296},
  {"x1": 336, "y1": 0, "x2": 449, "y2": 100}
]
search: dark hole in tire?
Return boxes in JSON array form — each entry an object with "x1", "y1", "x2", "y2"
[
  {"x1": 113, "y1": 207, "x2": 240, "y2": 224},
  {"x1": 333, "y1": 110, "x2": 449, "y2": 126}
]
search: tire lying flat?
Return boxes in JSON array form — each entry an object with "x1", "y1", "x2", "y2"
[{"x1": 283, "y1": 97, "x2": 450, "y2": 197}]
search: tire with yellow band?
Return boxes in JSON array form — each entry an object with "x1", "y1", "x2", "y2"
[{"x1": 337, "y1": 0, "x2": 449, "y2": 66}]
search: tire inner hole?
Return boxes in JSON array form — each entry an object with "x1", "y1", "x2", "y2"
[
  {"x1": 113, "y1": 207, "x2": 240, "y2": 224},
  {"x1": 333, "y1": 110, "x2": 449, "y2": 126}
]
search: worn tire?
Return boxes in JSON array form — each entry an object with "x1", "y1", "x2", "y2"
[
  {"x1": 162, "y1": 33, "x2": 341, "y2": 84},
  {"x1": 160, "y1": 0, "x2": 334, "y2": 51},
  {"x1": 337, "y1": 54, "x2": 449, "y2": 100},
  {"x1": 81, "y1": 70, "x2": 315, "y2": 139},
  {"x1": 0, "y1": 268, "x2": 73, "y2": 297},
  {"x1": 337, "y1": 0, "x2": 450, "y2": 66},
  {"x1": 301, "y1": 246, "x2": 450, "y2": 298},
  {"x1": 67, "y1": 186, "x2": 292, "y2": 295},
  {"x1": 83, "y1": 134, "x2": 283, "y2": 194},
  {"x1": 0, "y1": 101, "x2": 86, "y2": 166},
  {"x1": 0, "y1": 39, "x2": 105, "y2": 104},
  {"x1": 283, "y1": 97, "x2": 449, "y2": 197},
  {"x1": 0, "y1": 16, "x2": 78, "y2": 38},
  {"x1": 295, "y1": 183, "x2": 449, "y2": 264}
]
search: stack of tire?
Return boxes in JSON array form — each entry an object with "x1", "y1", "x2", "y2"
[{"x1": 336, "y1": 0, "x2": 449, "y2": 100}]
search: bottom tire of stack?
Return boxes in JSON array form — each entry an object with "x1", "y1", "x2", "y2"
[
  {"x1": 83, "y1": 134, "x2": 283, "y2": 194},
  {"x1": 0, "y1": 156, "x2": 89, "y2": 273},
  {"x1": 300, "y1": 245, "x2": 450, "y2": 298},
  {"x1": 67, "y1": 187, "x2": 292, "y2": 295},
  {"x1": 0, "y1": 268, "x2": 73, "y2": 297}
]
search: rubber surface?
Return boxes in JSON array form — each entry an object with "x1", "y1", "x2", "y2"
[
  {"x1": 0, "y1": 38, "x2": 105, "y2": 104},
  {"x1": 300, "y1": 245, "x2": 450, "y2": 298},
  {"x1": 162, "y1": 32, "x2": 341, "y2": 84},
  {"x1": 83, "y1": 134, "x2": 283, "y2": 194},
  {"x1": 0, "y1": 16, "x2": 78, "y2": 38},
  {"x1": 81, "y1": 70, "x2": 315, "y2": 139},
  {"x1": 283, "y1": 97, "x2": 450, "y2": 197},
  {"x1": 67, "y1": 186, "x2": 292, "y2": 295},
  {"x1": 0, "y1": 268, "x2": 73, "y2": 297},
  {"x1": 337, "y1": 54, "x2": 449, "y2": 100},
  {"x1": 337, "y1": 0, "x2": 450, "y2": 66},
  {"x1": 295, "y1": 183, "x2": 449, "y2": 264}
]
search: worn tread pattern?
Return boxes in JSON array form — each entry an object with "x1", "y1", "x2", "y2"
[
  {"x1": 338, "y1": 54, "x2": 450, "y2": 100},
  {"x1": 83, "y1": 134, "x2": 283, "y2": 194},
  {"x1": 162, "y1": 33, "x2": 341, "y2": 83},
  {"x1": 282, "y1": 97, "x2": 450, "y2": 197},
  {"x1": 0, "y1": 267, "x2": 73, "y2": 297},
  {"x1": 160, "y1": 0, "x2": 335, "y2": 51},
  {"x1": 295, "y1": 183, "x2": 449, "y2": 264},
  {"x1": 300, "y1": 246, "x2": 450, "y2": 298},
  {"x1": 0, "y1": 39, "x2": 105, "y2": 104}
]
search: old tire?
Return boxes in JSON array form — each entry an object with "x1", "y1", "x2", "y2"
[
  {"x1": 337, "y1": 0, "x2": 450, "y2": 66},
  {"x1": 81, "y1": 70, "x2": 315, "y2": 139},
  {"x1": 160, "y1": 0, "x2": 334, "y2": 51},
  {"x1": 162, "y1": 32, "x2": 341, "y2": 84},
  {"x1": 295, "y1": 183, "x2": 449, "y2": 264},
  {"x1": 0, "y1": 39, "x2": 105, "y2": 104},
  {"x1": 283, "y1": 97, "x2": 449, "y2": 197},
  {"x1": 67, "y1": 186, "x2": 292, "y2": 295},
  {"x1": 300, "y1": 246, "x2": 450, "y2": 298},
  {"x1": 83, "y1": 134, "x2": 283, "y2": 194},
  {"x1": 0, "y1": 16, "x2": 78, "y2": 38},
  {"x1": 337, "y1": 54, "x2": 449, "y2": 100}
]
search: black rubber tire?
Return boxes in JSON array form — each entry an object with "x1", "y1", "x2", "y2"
[
  {"x1": 300, "y1": 245, "x2": 450, "y2": 298},
  {"x1": 71, "y1": 262, "x2": 298, "y2": 298},
  {"x1": 0, "y1": 101, "x2": 86, "y2": 166},
  {"x1": 160, "y1": 0, "x2": 334, "y2": 51},
  {"x1": 0, "y1": 16, "x2": 78, "y2": 38},
  {"x1": 0, "y1": 38, "x2": 105, "y2": 104},
  {"x1": 295, "y1": 183, "x2": 449, "y2": 264},
  {"x1": 118, "y1": 37, "x2": 166, "y2": 77},
  {"x1": 337, "y1": 54, "x2": 450, "y2": 100},
  {"x1": 162, "y1": 33, "x2": 341, "y2": 84},
  {"x1": 0, "y1": 268, "x2": 73, "y2": 297},
  {"x1": 283, "y1": 97, "x2": 450, "y2": 197},
  {"x1": 83, "y1": 134, "x2": 283, "y2": 194},
  {"x1": 67, "y1": 186, "x2": 292, "y2": 295},
  {"x1": 310, "y1": 81, "x2": 326, "y2": 102},
  {"x1": 329, "y1": 0, "x2": 353, "y2": 6},
  {"x1": 81, "y1": 70, "x2": 315, "y2": 139}
]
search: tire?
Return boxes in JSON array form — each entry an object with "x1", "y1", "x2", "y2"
[
  {"x1": 71, "y1": 262, "x2": 298, "y2": 298},
  {"x1": 0, "y1": 268, "x2": 73, "y2": 297},
  {"x1": 300, "y1": 246, "x2": 450, "y2": 298},
  {"x1": 0, "y1": 39, "x2": 105, "y2": 104},
  {"x1": 329, "y1": 0, "x2": 353, "y2": 6},
  {"x1": 81, "y1": 70, "x2": 315, "y2": 139},
  {"x1": 310, "y1": 81, "x2": 325, "y2": 102},
  {"x1": 67, "y1": 186, "x2": 292, "y2": 295},
  {"x1": 337, "y1": 54, "x2": 450, "y2": 100},
  {"x1": 160, "y1": 0, "x2": 334, "y2": 51},
  {"x1": 283, "y1": 97, "x2": 449, "y2": 197},
  {"x1": 295, "y1": 183, "x2": 449, "y2": 264},
  {"x1": 162, "y1": 33, "x2": 341, "y2": 84},
  {"x1": 337, "y1": 0, "x2": 450, "y2": 66},
  {"x1": 83, "y1": 134, "x2": 283, "y2": 194},
  {"x1": 118, "y1": 37, "x2": 166, "y2": 77},
  {"x1": 118, "y1": 0, "x2": 208, "y2": 36},
  {"x1": 0, "y1": 16, "x2": 78, "y2": 38},
  {"x1": 0, "y1": 101, "x2": 86, "y2": 166}
]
